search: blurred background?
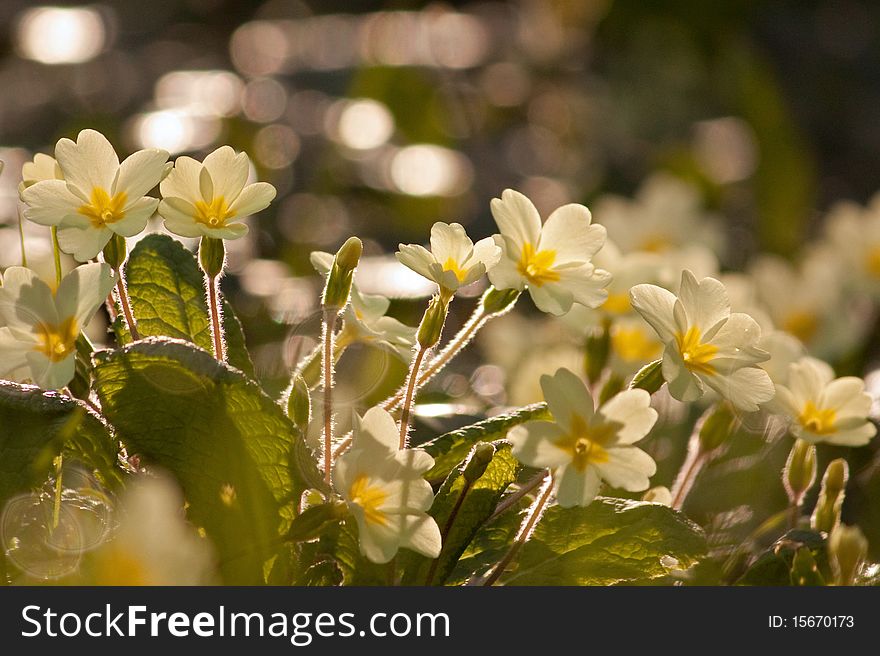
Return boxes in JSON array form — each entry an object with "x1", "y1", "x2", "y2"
[{"x1": 4, "y1": 0, "x2": 880, "y2": 568}]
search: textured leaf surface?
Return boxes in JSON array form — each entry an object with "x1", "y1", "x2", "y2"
[
  {"x1": 421, "y1": 403, "x2": 548, "y2": 484},
  {"x1": 93, "y1": 338, "x2": 298, "y2": 583},
  {"x1": 117, "y1": 234, "x2": 254, "y2": 377},
  {"x1": 501, "y1": 498, "x2": 707, "y2": 585}
]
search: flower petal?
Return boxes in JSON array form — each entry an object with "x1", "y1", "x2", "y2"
[
  {"x1": 21, "y1": 180, "x2": 83, "y2": 226},
  {"x1": 487, "y1": 235, "x2": 526, "y2": 291},
  {"x1": 203, "y1": 146, "x2": 250, "y2": 202},
  {"x1": 0, "y1": 267, "x2": 58, "y2": 332},
  {"x1": 110, "y1": 197, "x2": 158, "y2": 238},
  {"x1": 540, "y1": 367, "x2": 593, "y2": 431},
  {"x1": 539, "y1": 204, "x2": 605, "y2": 265},
  {"x1": 56, "y1": 223, "x2": 113, "y2": 262},
  {"x1": 115, "y1": 149, "x2": 169, "y2": 200},
  {"x1": 55, "y1": 129, "x2": 118, "y2": 195},
  {"x1": 595, "y1": 446, "x2": 656, "y2": 491},
  {"x1": 554, "y1": 464, "x2": 601, "y2": 508},
  {"x1": 598, "y1": 388, "x2": 658, "y2": 444},
  {"x1": 55, "y1": 263, "x2": 116, "y2": 328},
  {"x1": 630, "y1": 283, "x2": 678, "y2": 342},
  {"x1": 677, "y1": 270, "x2": 730, "y2": 332},
  {"x1": 396, "y1": 244, "x2": 438, "y2": 283},
  {"x1": 490, "y1": 189, "x2": 541, "y2": 251},
  {"x1": 508, "y1": 421, "x2": 570, "y2": 469},
  {"x1": 160, "y1": 156, "x2": 203, "y2": 204},
  {"x1": 701, "y1": 366, "x2": 775, "y2": 412},
  {"x1": 228, "y1": 182, "x2": 276, "y2": 218}
]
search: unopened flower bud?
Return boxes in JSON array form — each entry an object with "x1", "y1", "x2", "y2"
[
  {"x1": 698, "y1": 403, "x2": 737, "y2": 453},
  {"x1": 630, "y1": 359, "x2": 663, "y2": 394},
  {"x1": 481, "y1": 287, "x2": 520, "y2": 315},
  {"x1": 322, "y1": 237, "x2": 362, "y2": 310},
  {"x1": 286, "y1": 374, "x2": 311, "y2": 432},
  {"x1": 102, "y1": 233, "x2": 127, "y2": 270},
  {"x1": 199, "y1": 236, "x2": 226, "y2": 278},
  {"x1": 811, "y1": 458, "x2": 849, "y2": 534},
  {"x1": 790, "y1": 546, "x2": 824, "y2": 586},
  {"x1": 784, "y1": 439, "x2": 817, "y2": 504},
  {"x1": 463, "y1": 443, "x2": 495, "y2": 484},
  {"x1": 417, "y1": 295, "x2": 448, "y2": 349},
  {"x1": 585, "y1": 324, "x2": 610, "y2": 385},
  {"x1": 829, "y1": 524, "x2": 868, "y2": 586}
]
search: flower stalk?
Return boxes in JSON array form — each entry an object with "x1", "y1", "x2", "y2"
[{"x1": 199, "y1": 237, "x2": 227, "y2": 362}]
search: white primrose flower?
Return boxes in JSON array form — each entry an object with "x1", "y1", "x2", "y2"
[
  {"x1": 488, "y1": 189, "x2": 610, "y2": 316},
  {"x1": 630, "y1": 270, "x2": 774, "y2": 411},
  {"x1": 396, "y1": 222, "x2": 500, "y2": 298},
  {"x1": 823, "y1": 195, "x2": 880, "y2": 295},
  {"x1": 311, "y1": 251, "x2": 416, "y2": 359},
  {"x1": 591, "y1": 239, "x2": 663, "y2": 317},
  {"x1": 18, "y1": 153, "x2": 64, "y2": 196},
  {"x1": 0, "y1": 263, "x2": 115, "y2": 390},
  {"x1": 21, "y1": 130, "x2": 170, "y2": 261},
  {"x1": 332, "y1": 407, "x2": 441, "y2": 564},
  {"x1": 772, "y1": 357, "x2": 876, "y2": 447},
  {"x1": 509, "y1": 368, "x2": 657, "y2": 507},
  {"x1": 158, "y1": 146, "x2": 276, "y2": 241}
]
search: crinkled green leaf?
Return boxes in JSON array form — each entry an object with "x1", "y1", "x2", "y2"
[
  {"x1": 402, "y1": 442, "x2": 520, "y2": 585},
  {"x1": 501, "y1": 498, "x2": 707, "y2": 585},
  {"x1": 93, "y1": 337, "x2": 300, "y2": 584},
  {"x1": 421, "y1": 403, "x2": 548, "y2": 484},
  {"x1": 116, "y1": 233, "x2": 254, "y2": 377}
]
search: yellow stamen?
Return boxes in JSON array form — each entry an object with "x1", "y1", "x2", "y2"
[
  {"x1": 557, "y1": 414, "x2": 616, "y2": 472},
  {"x1": 675, "y1": 326, "x2": 718, "y2": 376},
  {"x1": 517, "y1": 242, "x2": 560, "y2": 287},
  {"x1": 194, "y1": 196, "x2": 233, "y2": 229},
  {"x1": 611, "y1": 326, "x2": 662, "y2": 362},
  {"x1": 442, "y1": 257, "x2": 469, "y2": 283},
  {"x1": 602, "y1": 292, "x2": 631, "y2": 314},
  {"x1": 78, "y1": 187, "x2": 127, "y2": 228},
  {"x1": 799, "y1": 401, "x2": 836, "y2": 435},
  {"x1": 349, "y1": 474, "x2": 388, "y2": 526},
  {"x1": 783, "y1": 311, "x2": 818, "y2": 343},
  {"x1": 34, "y1": 317, "x2": 78, "y2": 362}
]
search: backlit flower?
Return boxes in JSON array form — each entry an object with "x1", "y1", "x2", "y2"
[
  {"x1": 0, "y1": 263, "x2": 115, "y2": 389},
  {"x1": 158, "y1": 146, "x2": 276, "y2": 240},
  {"x1": 488, "y1": 189, "x2": 610, "y2": 315},
  {"x1": 332, "y1": 407, "x2": 441, "y2": 564},
  {"x1": 509, "y1": 368, "x2": 658, "y2": 507},
  {"x1": 630, "y1": 270, "x2": 774, "y2": 411},
  {"x1": 21, "y1": 129, "x2": 170, "y2": 261},
  {"x1": 396, "y1": 222, "x2": 500, "y2": 298},
  {"x1": 772, "y1": 357, "x2": 876, "y2": 447}
]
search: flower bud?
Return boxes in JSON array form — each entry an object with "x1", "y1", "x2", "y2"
[
  {"x1": 199, "y1": 236, "x2": 226, "y2": 278},
  {"x1": 286, "y1": 374, "x2": 311, "y2": 432},
  {"x1": 417, "y1": 295, "x2": 449, "y2": 349},
  {"x1": 698, "y1": 403, "x2": 737, "y2": 453},
  {"x1": 811, "y1": 458, "x2": 849, "y2": 534},
  {"x1": 481, "y1": 287, "x2": 520, "y2": 315},
  {"x1": 829, "y1": 524, "x2": 868, "y2": 586},
  {"x1": 790, "y1": 546, "x2": 824, "y2": 586},
  {"x1": 102, "y1": 233, "x2": 127, "y2": 270},
  {"x1": 463, "y1": 443, "x2": 495, "y2": 484},
  {"x1": 783, "y1": 439, "x2": 817, "y2": 504},
  {"x1": 630, "y1": 359, "x2": 663, "y2": 394},
  {"x1": 322, "y1": 237, "x2": 362, "y2": 310},
  {"x1": 585, "y1": 324, "x2": 610, "y2": 385}
]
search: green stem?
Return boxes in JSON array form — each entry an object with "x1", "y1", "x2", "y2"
[
  {"x1": 17, "y1": 209, "x2": 27, "y2": 267},
  {"x1": 322, "y1": 310, "x2": 338, "y2": 485},
  {"x1": 424, "y1": 477, "x2": 472, "y2": 586},
  {"x1": 50, "y1": 227, "x2": 62, "y2": 287},
  {"x1": 115, "y1": 273, "x2": 140, "y2": 341},
  {"x1": 206, "y1": 274, "x2": 226, "y2": 362},
  {"x1": 398, "y1": 345, "x2": 428, "y2": 449}
]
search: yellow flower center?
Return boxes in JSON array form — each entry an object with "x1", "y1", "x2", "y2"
[
  {"x1": 799, "y1": 401, "x2": 836, "y2": 435},
  {"x1": 34, "y1": 317, "x2": 78, "y2": 362},
  {"x1": 640, "y1": 235, "x2": 671, "y2": 253},
  {"x1": 348, "y1": 474, "x2": 388, "y2": 527},
  {"x1": 782, "y1": 311, "x2": 818, "y2": 343},
  {"x1": 517, "y1": 242, "x2": 560, "y2": 287},
  {"x1": 602, "y1": 292, "x2": 631, "y2": 314},
  {"x1": 558, "y1": 414, "x2": 616, "y2": 472},
  {"x1": 675, "y1": 326, "x2": 718, "y2": 375},
  {"x1": 442, "y1": 257, "x2": 469, "y2": 282},
  {"x1": 78, "y1": 187, "x2": 127, "y2": 228},
  {"x1": 612, "y1": 326, "x2": 662, "y2": 362},
  {"x1": 194, "y1": 196, "x2": 233, "y2": 229},
  {"x1": 865, "y1": 247, "x2": 880, "y2": 278}
]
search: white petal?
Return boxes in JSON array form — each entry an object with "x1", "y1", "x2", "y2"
[
  {"x1": 708, "y1": 312, "x2": 766, "y2": 362},
  {"x1": 56, "y1": 224, "x2": 113, "y2": 262},
  {"x1": 159, "y1": 156, "x2": 203, "y2": 204},
  {"x1": 354, "y1": 407, "x2": 401, "y2": 454},
  {"x1": 469, "y1": 236, "x2": 502, "y2": 271},
  {"x1": 0, "y1": 328, "x2": 31, "y2": 382},
  {"x1": 26, "y1": 351, "x2": 76, "y2": 391},
  {"x1": 429, "y1": 222, "x2": 472, "y2": 265},
  {"x1": 508, "y1": 421, "x2": 570, "y2": 469},
  {"x1": 789, "y1": 357, "x2": 834, "y2": 407},
  {"x1": 598, "y1": 389, "x2": 658, "y2": 444},
  {"x1": 228, "y1": 182, "x2": 276, "y2": 218},
  {"x1": 21, "y1": 180, "x2": 83, "y2": 226},
  {"x1": 528, "y1": 280, "x2": 574, "y2": 316},
  {"x1": 822, "y1": 377, "x2": 872, "y2": 419},
  {"x1": 110, "y1": 197, "x2": 157, "y2": 238},
  {"x1": 540, "y1": 367, "x2": 592, "y2": 431},
  {"x1": 554, "y1": 265, "x2": 610, "y2": 310},
  {"x1": 821, "y1": 422, "x2": 876, "y2": 447},
  {"x1": 55, "y1": 129, "x2": 118, "y2": 195},
  {"x1": 400, "y1": 515, "x2": 442, "y2": 559},
  {"x1": 115, "y1": 149, "x2": 169, "y2": 200},
  {"x1": 486, "y1": 235, "x2": 526, "y2": 291},
  {"x1": 539, "y1": 204, "x2": 605, "y2": 265},
  {"x1": 353, "y1": 512, "x2": 399, "y2": 564},
  {"x1": 0, "y1": 267, "x2": 58, "y2": 332},
  {"x1": 554, "y1": 464, "x2": 601, "y2": 508},
  {"x1": 55, "y1": 263, "x2": 116, "y2": 328},
  {"x1": 595, "y1": 447, "x2": 656, "y2": 491},
  {"x1": 630, "y1": 284, "x2": 678, "y2": 342},
  {"x1": 490, "y1": 189, "x2": 541, "y2": 251},
  {"x1": 203, "y1": 146, "x2": 250, "y2": 201},
  {"x1": 396, "y1": 244, "x2": 438, "y2": 283},
  {"x1": 702, "y1": 366, "x2": 775, "y2": 412},
  {"x1": 677, "y1": 270, "x2": 730, "y2": 332},
  {"x1": 662, "y1": 342, "x2": 704, "y2": 402}
]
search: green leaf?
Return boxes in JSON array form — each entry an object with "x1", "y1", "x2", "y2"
[
  {"x1": 402, "y1": 441, "x2": 520, "y2": 585},
  {"x1": 287, "y1": 502, "x2": 347, "y2": 542},
  {"x1": 501, "y1": 498, "x2": 707, "y2": 585},
  {"x1": 421, "y1": 403, "x2": 549, "y2": 484},
  {"x1": 737, "y1": 529, "x2": 830, "y2": 586},
  {"x1": 117, "y1": 234, "x2": 254, "y2": 377},
  {"x1": 93, "y1": 337, "x2": 303, "y2": 584},
  {"x1": 324, "y1": 519, "x2": 389, "y2": 586},
  {"x1": 296, "y1": 559, "x2": 344, "y2": 586}
]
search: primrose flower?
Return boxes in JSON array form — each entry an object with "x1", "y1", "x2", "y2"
[
  {"x1": 311, "y1": 251, "x2": 416, "y2": 360},
  {"x1": 396, "y1": 222, "x2": 500, "y2": 298},
  {"x1": 509, "y1": 368, "x2": 658, "y2": 507},
  {"x1": 630, "y1": 270, "x2": 774, "y2": 412},
  {"x1": 332, "y1": 407, "x2": 441, "y2": 564},
  {"x1": 823, "y1": 195, "x2": 880, "y2": 295},
  {"x1": 0, "y1": 263, "x2": 115, "y2": 390},
  {"x1": 772, "y1": 357, "x2": 876, "y2": 447},
  {"x1": 158, "y1": 146, "x2": 276, "y2": 240},
  {"x1": 591, "y1": 239, "x2": 663, "y2": 317},
  {"x1": 21, "y1": 130, "x2": 170, "y2": 261},
  {"x1": 488, "y1": 189, "x2": 610, "y2": 316}
]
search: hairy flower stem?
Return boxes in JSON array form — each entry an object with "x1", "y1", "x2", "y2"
[
  {"x1": 482, "y1": 473, "x2": 554, "y2": 586},
  {"x1": 488, "y1": 470, "x2": 549, "y2": 523},
  {"x1": 424, "y1": 477, "x2": 473, "y2": 586},
  {"x1": 670, "y1": 443, "x2": 708, "y2": 510},
  {"x1": 399, "y1": 345, "x2": 429, "y2": 449},
  {"x1": 205, "y1": 274, "x2": 226, "y2": 362},
  {"x1": 322, "y1": 310, "x2": 338, "y2": 484},
  {"x1": 50, "y1": 227, "x2": 62, "y2": 287},
  {"x1": 17, "y1": 209, "x2": 27, "y2": 267},
  {"x1": 115, "y1": 275, "x2": 140, "y2": 341}
]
